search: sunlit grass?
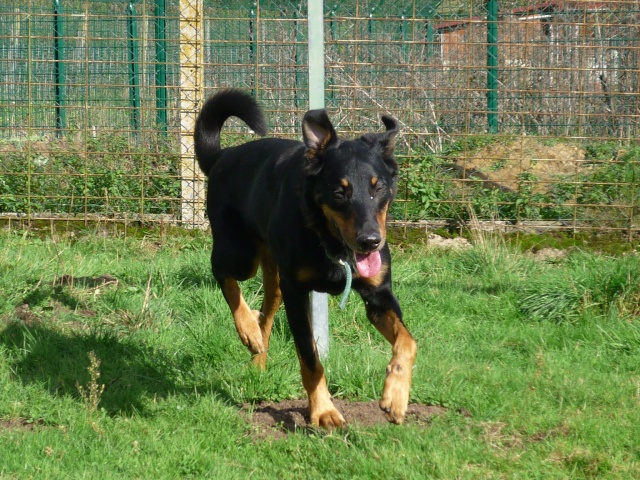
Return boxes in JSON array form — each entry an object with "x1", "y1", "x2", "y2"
[{"x1": 1, "y1": 228, "x2": 639, "y2": 478}]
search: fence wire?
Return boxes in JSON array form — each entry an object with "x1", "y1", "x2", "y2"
[{"x1": 0, "y1": 0, "x2": 638, "y2": 236}]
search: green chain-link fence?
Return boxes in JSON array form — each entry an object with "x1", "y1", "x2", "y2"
[{"x1": 1, "y1": 1, "x2": 639, "y2": 235}]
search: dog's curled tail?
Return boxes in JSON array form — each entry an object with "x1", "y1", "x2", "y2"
[{"x1": 194, "y1": 89, "x2": 268, "y2": 176}]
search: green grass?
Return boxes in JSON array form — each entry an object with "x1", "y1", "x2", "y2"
[{"x1": 1, "y1": 228, "x2": 639, "y2": 478}]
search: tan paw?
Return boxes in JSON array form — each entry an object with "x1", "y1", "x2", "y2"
[
  {"x1": 235, "y1": 310, "x2": 264, "y2": 355},
  {"x1": 251, "y1": 352, "x2": 267, "y2": 370},
  {"x1": 379, "y1": 362, "x2": 411, "y2": 424},
  {"x1": 310, "y1": 405, "x2": 346, "y2": 429}
]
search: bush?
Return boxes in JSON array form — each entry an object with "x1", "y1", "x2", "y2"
[
  {"x1": 0, "y1": 134, "x2": 181, "y2": 217},
  {"x1": 396, "y1": 137, "x2": 639, "y2": 227}
]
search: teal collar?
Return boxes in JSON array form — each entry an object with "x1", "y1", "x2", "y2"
[{"x1": 338, "y1": 259, "x2": 352, "y2": 309}]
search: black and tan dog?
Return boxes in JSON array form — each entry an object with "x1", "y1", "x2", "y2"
[{"x1": 194, "y1": 89, "x2": 416, "y2": 428}]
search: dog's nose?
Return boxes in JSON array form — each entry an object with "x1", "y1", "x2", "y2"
[{"x1": 356, "y1": 233, "x2": 381, "y2": 251}]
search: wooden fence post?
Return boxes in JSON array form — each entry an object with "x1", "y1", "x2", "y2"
[{"x1": 179, "y1": 0, "x2": 205, "y2": 228}]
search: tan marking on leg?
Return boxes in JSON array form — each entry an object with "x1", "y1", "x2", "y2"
[
  {"x1": 221, "y1": 278, "x2": 264, "y2": 355},
  {"x1": 252, "y1": 252, "x2": 282, "y2": 369},
  {"x1": 369, "y1": 309, "x2": 417, "y2": 424},
  {"x1": 299, "y1": 353, "x2": 345, "y2": 429}
]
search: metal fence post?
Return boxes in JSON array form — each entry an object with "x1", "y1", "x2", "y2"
[
  {"x1": 155, "y1": 0, "x2": 167, "y2": 134},
  {"x1": 53, "y1": 0, "x2": 66, "y2": 137},
  {"x1": 249, "y1": 2, "x2": 258, "y2": 97},
  {"x1": 179, "y1": 0, "x2": 205, "y2": 228},
  {"x1": 308, "y1": 0, "x2": 329, "y2": 360},
  {"x1": 486, "y1": 0, "x2": 499, "y2": 133},
  {"x1": 127, "y1": 1, "x2": 141, "y2": 139}
]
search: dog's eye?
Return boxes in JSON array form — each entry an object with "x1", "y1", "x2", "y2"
[
  {"x1": 371, "y1": 183, "x2": 385, "y2": 197},
  {"x1": 333, "y1": 188, "x2": 347, "y2": 201}
]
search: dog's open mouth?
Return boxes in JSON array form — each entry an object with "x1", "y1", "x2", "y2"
[{"x1": 355, "y1": 251, "x2": 382, "y2": 278}]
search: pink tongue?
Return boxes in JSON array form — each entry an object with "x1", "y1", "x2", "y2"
[{"x1": 355, "y1": 251, "x2": 382, "y2": 278}]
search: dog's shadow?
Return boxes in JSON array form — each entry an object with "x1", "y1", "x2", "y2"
[
  {"x1": 1, "y1": 275, "x2": 201, "y2": 417},
  {"x1": 0, "y1": 319, "x2": 202, "y2": 416},
  {"x1": 2, "y1": 273, "x2": 288, "y2": 420}
]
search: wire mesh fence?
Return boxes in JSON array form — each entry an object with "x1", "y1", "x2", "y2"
[{"x1": 0, "y1": 0, "x2": 638, "y2": 236}]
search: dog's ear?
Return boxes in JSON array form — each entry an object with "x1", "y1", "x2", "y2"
[
  {"x1": 379, "y1": 115, "x2": 399, "y2": 157},
  {"x1": 359, "y1": 115, "x2": 400, "y2": 177},
  {"x1": 303, "y1": 109, "x2": 338, "y2": 156},
  {"x1": 360, "y1": 115, "x2": 399, "y2": 157}
]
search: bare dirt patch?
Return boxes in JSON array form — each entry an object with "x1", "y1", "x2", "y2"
[
  {"x1": 426, "y1": 233, "x2": 472, "y2": 250},
  {"x1": 455, "y1": 137, "x2": 586, "y2": 193},
  {"x1": 14, "y1": 303, "x2": 41, "y2": 327},
  {"x1": 0, "y1": 418, "x2": 45, "y2": 431},
  {"x1": 529, "y1": 247, "x2": 568, "y2": 262},
  {"x1": 242, "y1": 399, "x2": 448, "y2": 438}
]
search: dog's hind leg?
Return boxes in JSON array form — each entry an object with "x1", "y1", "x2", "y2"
[
  {"x1": 211, "y1": 236, "x2": 265, "y2": 357},
  {"x1": 252, "y1": 250, "x2": 282, "y2": 370},
  {"x1": 281, "y1": 281, "x2": 345, "y2": 428},
  {"x1": 219, "y1": 278, "x2": 265, "y2": 356}
]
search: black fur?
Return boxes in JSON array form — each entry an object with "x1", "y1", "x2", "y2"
[
  {"x1": 194, "y1": 89, "x2": 415, "y2": 427},
  {"x1": 194, "y1": 88, "x2": 268, "y2": 176}
]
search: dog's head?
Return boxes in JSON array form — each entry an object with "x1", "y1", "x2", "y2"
[{"x1": 302, "y1": 109, "x2": 399, "y2": 279}]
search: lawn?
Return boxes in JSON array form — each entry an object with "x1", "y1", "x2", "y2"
[{"x1": 1, "y1": 226, "x2": 639, "y2": 478}]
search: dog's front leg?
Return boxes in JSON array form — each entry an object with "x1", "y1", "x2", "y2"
[
  {"x1": 362, "y1": 289, "x2": 417, "y2": 424},
  {"x1": 281, "y1": 281, "x2": 346, "y2": 429}
]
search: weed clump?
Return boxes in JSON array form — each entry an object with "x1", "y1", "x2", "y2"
[{"x1": 76, "y1": 350, "x2": 105, "y2": 417}]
